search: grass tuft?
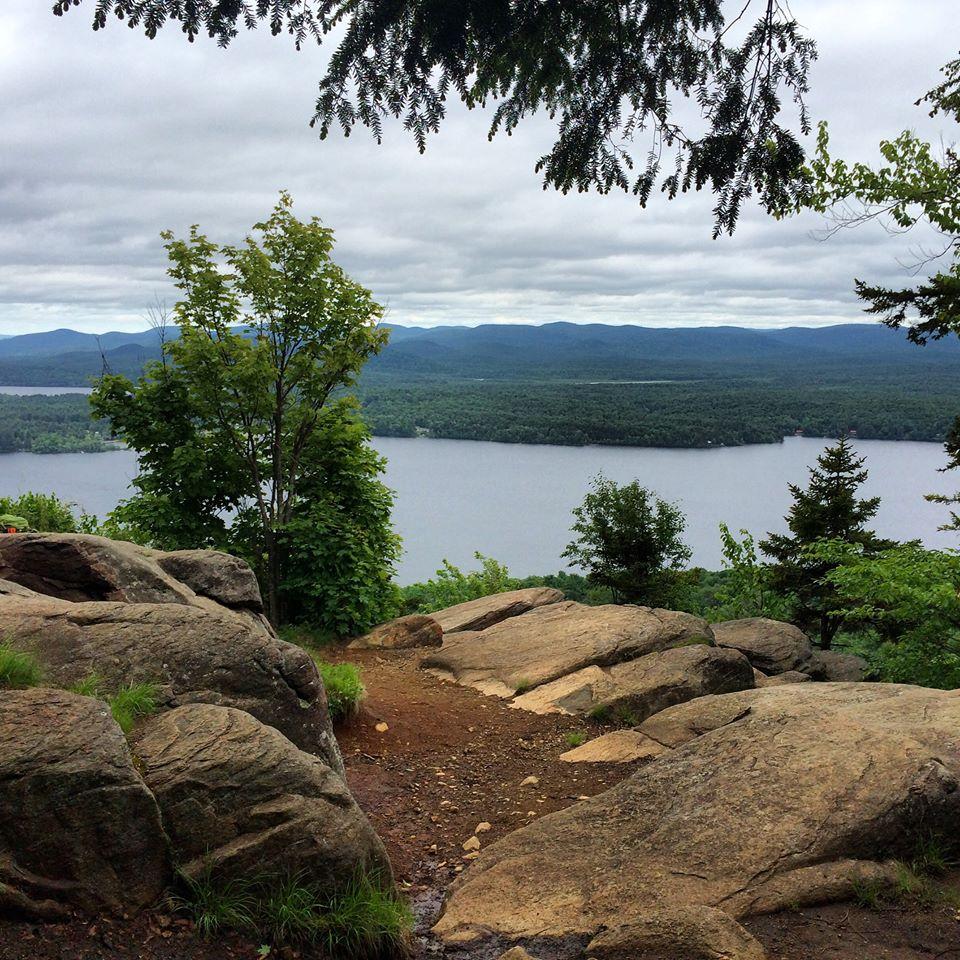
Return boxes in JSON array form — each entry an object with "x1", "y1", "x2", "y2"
[
  {"x1": 109, "y1": 681, "x2": 160, "y2": 734},
  {"x1": 168, "y1": 866, "x2": 257, "y2": 939},
  {"x1": 170, "y1": 867, "x2": 411, "y2": 957},
  {"x1": 564, "y1": 731, "x2": 587, "y2": 748},
  {"x1": 513, "y1": 678, "x2": 534, "y2": 695},
  {"x1": 67, "y1": 673, "x2": 105, "y2": 698},
  {"x1": 851, "y1": 877, "x2": 885, "y2": 910},
  {"x1": 316, "y1": 661, "x2": 366, "y2": 722},
  {"x1": 0, "y1": 643, "x2": 43, "y2": 689}
]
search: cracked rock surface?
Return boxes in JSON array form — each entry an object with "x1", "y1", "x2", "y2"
[{"x1": 433, "y1": 683, "x2": 960, "y2": 957}]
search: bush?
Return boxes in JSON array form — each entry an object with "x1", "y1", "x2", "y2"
[
  {"x1": 0, "y1": 491, "x2": 98, "y2": 533},
  {"x1": 401, "y1": 553, "x2": 517, "y2": 614},
  {"x1": 170, "y1": 868, "x2": 412, "y2": 957},
  {"x1": 0, "y1": 644, "x2": 43, "y2": 689},
  {"x1": 315, "y1": 662, "x2": 365, "y2": 722}
]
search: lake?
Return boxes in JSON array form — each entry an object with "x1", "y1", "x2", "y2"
[
  {"x1": 0, "y1": 386, "x2": 93, "y2": 395},
  {"x1": 0, "y1": 435, "x2": 955, "y2": 583}
]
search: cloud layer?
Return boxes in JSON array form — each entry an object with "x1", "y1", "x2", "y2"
[{"x1": 0, "y1": 0, "x2": 956, "y2": 333}]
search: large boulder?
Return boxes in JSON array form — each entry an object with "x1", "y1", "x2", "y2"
[
  {"x1": 135, "y1": 704, "x2": 391, "y2": 885},
  {"x1": 712, "y1": 618, "x2": 814, "y2": 675},
  {"x1": 423, "y1": 602, "x2": 714, "y2": 698},
  {"x1": 1, "y1": 589, "x2": 343, "y2": 774},
  {"x1": 349, "y1": 614, "x2": 443, "y2": 650},
  {"x1": 0, "y1": 689, "x2": 170, "y2": 919},
  {"x1": 154, "y1": 548, "x2": 264, "y2": 611},
  {"x1": 808, "y1": 649, "x2": 870, "y2": 682},
  {"x1": 430, "y1": 587, "x2": 564, "y2": 634},
  {"x1": 433, "y1": 683, "x2": 960, "y2": 956},
  {"x1": 0, "y1": 533, "x2": 266, "y2": 621},
  {"x1": 512, "y1": 644, "x2": 754, "y2": 717}
]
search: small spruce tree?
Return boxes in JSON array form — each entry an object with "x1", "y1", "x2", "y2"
[{"x1": 761, "y1": 437, "x2": 892, "y2": 648}]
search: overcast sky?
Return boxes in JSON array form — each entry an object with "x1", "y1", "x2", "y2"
[{"x1": 0, "y1": 1, "x2": 956, "y2": 334}]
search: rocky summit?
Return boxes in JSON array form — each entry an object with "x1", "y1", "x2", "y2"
[{"x1": 0, "y1": 533, "x2": 389, "y2": 921}]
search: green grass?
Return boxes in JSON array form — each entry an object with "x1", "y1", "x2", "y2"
[
  {"x1": 67, "y1": 673, "x2": 104, "y2": 697},
  {"x1": 315, "y1": 662, "x2": 366, "y2": 722},
  {"x1": 169, "y1": 866, "x2": 258, "y2": 939},
  {"x1": 0, "y1": 643, "x2": 43, "y2": 689},
  {"x1": 851, "y1": 877, "x2": 885, "y2": 910},
  {"x1": 587, "y1": 703, "x2": 641, "y2": 727},
  {"x1": 170, "y1": 868, "x2": 412, "y2": 957},
  {"x1": 108, "y1": 681, "x2": 160, "y2": 734},
  {"x1": 564, "y1": 731, "x2": 587, "y2": 748},
  {"x1": 909, "y1": 831, "x2": 956, "y2": 878},
  {"x1": 513, "y1": 678, "x2": 534, "y2": 695}
]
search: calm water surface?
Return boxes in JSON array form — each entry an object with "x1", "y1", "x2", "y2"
[
  {"x1": 0, "y1": 386, "x2": 93, "y2": 395},
  {"x1": 0, "y1": 436, "x2": 954, "y2": 582}
]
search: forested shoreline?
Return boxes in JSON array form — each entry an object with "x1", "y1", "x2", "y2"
[{"x1": 4, "y1": 371, "x2": 958, "y2": 454}]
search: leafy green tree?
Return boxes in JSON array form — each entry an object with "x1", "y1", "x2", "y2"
[
  {"x1": 812, "y1": 540, "x2": 960, "y2": 689},
  {"x1": 92, "y1": 194, "x2": 394, "y2": 628},
  {"x1": 801, "y1": 54, "x2": 959, "y2": 341},
  {"x1": 712, "y1": 523, "x2": 792, "y2": 622},
  {"x1": 55, "y1": 0, "x2": 816, "y2": 235},
  {"x1": 796, "y1": 54, "x2": 960, "y2": 531},
  {"x1": 562, "y1": 475, "x2": 691, "y2": 606},
  {"x1": 762, "y1": 437, "x2": 891, "y2": 647}
]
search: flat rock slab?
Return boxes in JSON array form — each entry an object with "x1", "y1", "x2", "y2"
[
  {"x1": 1, "y1": 590, "x2": 343, "y2": 773},
  {"x1": 0, "y1": 689, "x2": 169, "y2": 919},
  {"x1": 423, "y1": 602, "x2": 714, "y2": 698},
  {"x1": 559, "y1": 730, "x2": 667, "y2": 764},
  {"x1": 430, "y1": 587, "x2": 564, "y2": 634},
  {"x1": 135, "y1": 704, "x2": 391, "y2": 885},
  {"x1": 434, "y1": 683, "x2": 960, "y2": 956},
  {"x1": 712, "y1": 618, "x2": 814, "y2": 675},
  {"x1": 349, "y1": 614, "x2": 443, "y2": 650},
  {"x1": 512, "y1": 644, "x2": 754, "y2": 718}
]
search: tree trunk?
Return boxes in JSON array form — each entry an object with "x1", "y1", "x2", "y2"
[{"x1": 264, "y1": 528, "x2": 281, "y2": 627}]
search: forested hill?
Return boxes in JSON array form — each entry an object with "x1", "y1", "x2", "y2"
[
  {"x1": 1, "y1": 322, "x2": 959, "y2": 385},
  {"x1": 2, "y1": 322, "x2": 959, "y2": 449}
]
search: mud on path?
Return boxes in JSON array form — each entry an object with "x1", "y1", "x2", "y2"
[{"x1": 2, "y1": 646, "x2": 959, "y2": 960}]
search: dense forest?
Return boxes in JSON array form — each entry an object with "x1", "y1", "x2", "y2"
[{"x1": 0, "y1": 395, "x2": 110, "y2": 453}]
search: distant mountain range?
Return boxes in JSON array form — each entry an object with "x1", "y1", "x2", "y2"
[{"x1": 0, "y1": 322, "x2": 957, "y2": 386}]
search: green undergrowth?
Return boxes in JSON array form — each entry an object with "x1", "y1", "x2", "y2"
[
  {"x1": 0, "y1": 643, "x2": 43, "y2": 689},
  {"x1": 277, "y1": 623, "x2": 338, "y2": 650},
  {"x1": 67, "y1": 674, "x2": 160, "y2": 733},
  {"x1": 564, "y1": 731, "x2": 587, "y2": 748},
  {"x1": 314, "y1": 661, "x2": 366, "y2": 722},
  {"x1": 588, "y1": 703, "x2": 641, "y2": 728},
  {"x1": 169, "y1": 866, "x2": 412, "y2": 957},
  {"x1": 852, "y1": 833, "x2": 959, "y2": 911}
]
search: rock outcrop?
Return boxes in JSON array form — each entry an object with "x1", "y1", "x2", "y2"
[
  {"x1": 0, "y1": 689, "x2": 170, "y2": 919},
  {"x1": 712, "y1": 618, "x2": 814, "y2": 675},
  {"x1": 135, "y1": 704, "x2": 390, "y2": 884},
  {"x1": 808, "y1": 649, "x2": 870, "y2": 682},
  {"x1": 423, "y1": 602, "x2": 713, "y2": 698},
  {"x1": 349, "y1": 613, "x2": 443, "y2": 650},
  {"x1": 512, "y1": 644, "x2": 754, "y2": 717},
  {"x1": 2, "y1": 589, "x2": 342, "y2": 773},
  {"x1": 430, "y1": 587, "x2": 564, "y2": 634},
  {"x1": 434, "y1": 683, "x2": 960, "y2": 956},
  {"x1": 559, "y1": 729, "x2": 667, "y2": 764}
]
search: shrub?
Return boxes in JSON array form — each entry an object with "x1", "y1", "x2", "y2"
[
  {"x1": 109, "y1": 681, "x2": 160, "y2": 734},
  {"x1": 0, "y1": 644, "x2": 43, "y2": 689},
  {"x1": 316, "y1": 662, "x2": 365, "y2": 722},
  {"x1": 401, "y1": 553, "x2": 517, "y2": 614},
  {"x1": 0, "y1": 492, "x2": 98, "y2": 533}
]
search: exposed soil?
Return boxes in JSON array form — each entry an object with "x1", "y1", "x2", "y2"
[{"x1": 2, "y1": 646, "x2": 958, "y2": 960}]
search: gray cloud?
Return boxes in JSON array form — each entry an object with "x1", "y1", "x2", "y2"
[{"x1": 0, "y1": 0, "x2": 956, "y2": 333}]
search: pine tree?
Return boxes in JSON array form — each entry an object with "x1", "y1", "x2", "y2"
[{"x1": 761, "y1": 437, "x2": 892, "y2": 648}]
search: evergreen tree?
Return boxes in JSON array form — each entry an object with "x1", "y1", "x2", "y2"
[{"x1": 761, "y1": 437, "x2": 892, "y2": 648}]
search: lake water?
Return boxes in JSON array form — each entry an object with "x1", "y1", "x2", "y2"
[
  {"x1": 0, "y1": 386, "x2": 93, "y2": 395},
  {"x1": 0, "y1": 436, "x2": 955, "y2": 582}
]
